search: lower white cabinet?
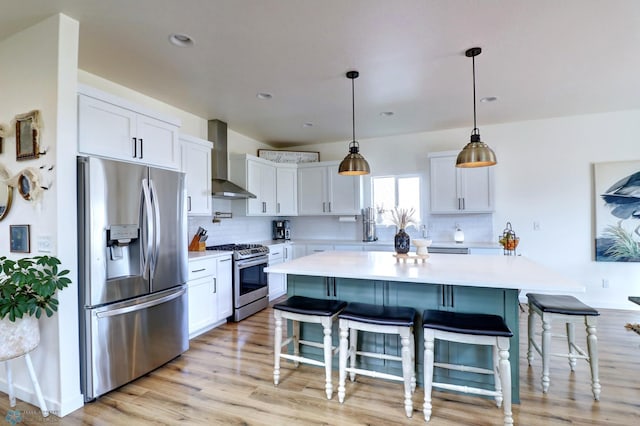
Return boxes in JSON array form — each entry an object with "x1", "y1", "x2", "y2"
[
  {"x1": 187, "y1": 254, "x2": 232, "y2": 338},
  {"x1": 267, "y1": 242, "x2": 292, "y2": 301}
]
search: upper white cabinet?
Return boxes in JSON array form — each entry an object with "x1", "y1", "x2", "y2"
[
  {"x1": 429, "y1": 151, "x2": 494, "y2": 214},
  {"x1": 78, "y1": 85, "x2": 180, "y2": 170},
  {"x1": 181, "y1": 134, "x2": 213, "y2": 216},
  {"x1": 297, "y1": 161, "x2": 362, "y2": 215},
  {"x1": 230, "y1": 154, "x2": 277, "y2": 216},
  {"x1": 276, "y1": 164, "x2": 298, "y2": 216}
]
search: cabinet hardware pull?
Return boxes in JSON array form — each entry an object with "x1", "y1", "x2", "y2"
[
  {"x1": 325, "y1": 277, "x2": 330, "y2": 297},
  {"x1": 262, "y1": 201, "x2": 266, "y2": 213},
  {"x1": 462, "y1": 198, "x2": 465, "y2": 210},
  {"x1": 277, "y1": 202, "x2": 280, "y2": 214},
  {"x1": 139, "y1": 138, "x2": 144, "y2": 159},
  {"x1": 332, "y1": 277, "x2": 336, "y2": 296},
  {"x1": 322, "y1": 202, "x2": 326, "y2": 213},
  {"x1": 328, "y1": 202, "x2": 332, "y2": 213},
  {"x1": 191, "y1": 268, "x2": 206, "y2": 273},
  {"x1": 132, "y1": 137, "x2": 137, "y2": 158},
  {"x1": 213, "y1": 277, "x2": 217, "y2": 294},
  {"x1": 187, "y1": 196, "x2": 191, "y2": 212}
]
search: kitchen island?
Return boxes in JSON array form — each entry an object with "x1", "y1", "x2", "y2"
[{"x1": 266, "y1": 251, "x2": 584, "y2": 403}]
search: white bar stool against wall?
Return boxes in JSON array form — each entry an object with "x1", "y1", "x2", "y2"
[
  {"x1": 337, "y1": 302, "x2": 417, "y2": 418},
  {"x1": 1, "y1": 316, "x2": 49, "y2": 417},
  {"x1": 526, "y1": 293, "x2": 600, "y2": 400},
  {"x1": 273, "y1": 295, "x2": 347, "y2": 399},
  {"x1": 423, "y1": 309, "x2": 513, "y2": 426}
]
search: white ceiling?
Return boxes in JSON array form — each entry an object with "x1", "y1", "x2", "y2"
[{"x1": 3, "y1": 0, "x2": 640, "y2": 147}]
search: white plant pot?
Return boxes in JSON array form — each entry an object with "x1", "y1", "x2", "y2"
[{"x1": 0, "y1": 316, "x2": 40, "y2": 361}]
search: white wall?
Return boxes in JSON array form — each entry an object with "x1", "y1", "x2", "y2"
[
  {"x1": 292, "y1": 111, "x2": 640, "y2": 310},
  {"x1": 0, "y1": 14, "x2": 83, "y2": 416}
]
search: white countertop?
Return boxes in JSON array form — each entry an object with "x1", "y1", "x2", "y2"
[
  {"x1": 265, "y1": 250, "x2": 583, "y2": 292},
  {"x1": 188, "y1": 250, "x2": 233, "y2": 260}
]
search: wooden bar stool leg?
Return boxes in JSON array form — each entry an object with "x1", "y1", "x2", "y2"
[
  {"x1": 586, "y1": 316, "x2": 601, "y2": 401},
  {"x1": 400, "y1": 328, "x2": 413, "y2": 417},
  {"x1": 24, "y1": 353, "x2": 49, "y2": 417},
  {"x1": 273, "y1": 312, "x2": 283, "y2": 386},
  {"x1": 566, "y1": 322, "x2": 577, "y2": 371},
  {"x1": 348, "y1": 327, "x2": 357, "y2": 382},
  {"x1": 410, "y1": 331, "x2": 416, "y2": 393},
  {"x1": 541, "y1": 316, "x2": 552, "y2": 393},
  {"x1": 497, "y1": 337, "x2": 513, "y2": 426},
  {"x1": 321, "y1": 317, "x2": 333, "y2": 399},
  {"x1": 292, "y1": 320, "x2": 300, "y2": 367},
  {"x1": 527, "y1": 305, "x2": 535, "y2": 365},
  {"x1": 6, "y1": 360, "x2": 16, "y2": 407},
  {"x1": 493, "y1": 344, "x2": 503, "y2": 408},
  {"x1": 338, "y1": 322, "x2": 349, "y2": 404},
  {"x1": 423, "y1": 329, "x2": 435, "y2": 422}
]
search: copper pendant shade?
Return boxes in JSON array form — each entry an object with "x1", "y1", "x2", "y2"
[
  {"x1": 456, "y1": 47, "x2": 497, "y2": 168},
  {"x1": 339, "y1": 71, "x2": 370, "y2": 176}
]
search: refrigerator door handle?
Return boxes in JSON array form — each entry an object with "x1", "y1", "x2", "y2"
[
  {"x1": 141, "y1": 178, "x2": 154, "y2": 280},
  {"x1": 95, "y1": 287, "x2": 186, "y2": 319},
  {"x1": 148, "y1": 178, "x2": 162, "y2": 279}
]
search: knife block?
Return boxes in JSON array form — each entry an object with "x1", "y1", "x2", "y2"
[{"x1": 188, "y1": 234, "x2": 206, "y2": 252}]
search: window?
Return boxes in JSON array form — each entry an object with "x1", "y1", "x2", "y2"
[{"x1": 372, "y1": 175, "x2": 421, "y2": 220}]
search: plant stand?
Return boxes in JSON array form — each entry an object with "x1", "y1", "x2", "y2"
[{"x1": 0, "y1": 317, "x2": 49, "y2": 417}]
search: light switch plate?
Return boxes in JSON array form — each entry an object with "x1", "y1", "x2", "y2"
[{"x1": 37, "y1": 236, "x2": 53, "y2": 253}]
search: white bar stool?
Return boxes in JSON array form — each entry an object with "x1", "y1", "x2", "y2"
[
  {"x1": 1, "y1": 317, "x2": 49, "y2": 417},
  {"x1": 526, "y1": 293, "x2": 601, "y2": 400},
  {"x1": 423, "y1": 309, "x2": 513, "y2": 426},
  {"x1": 273, "y1": 295, "x2": 347, "y2": 399},
  {"x1": 337, "y1": 302, "x2": 417, "y2": 418}
]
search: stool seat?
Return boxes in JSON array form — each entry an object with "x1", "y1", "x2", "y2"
[
  {"x1": 526, "y1": 293, "x2": 600, "y2": 316},
  {"x1": 338, "y1": 302, "x2": 416, "y2": 326},
  {"x1": 423, "y1": 310, "x2": 513, "y2": 337},
  {"x1": 274, "y1": 296, "x2": 347, "y2": 316}
]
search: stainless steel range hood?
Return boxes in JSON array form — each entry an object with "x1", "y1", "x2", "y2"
[{"x1": 208, "y1": 119, "x2": 256, "y2": 199}]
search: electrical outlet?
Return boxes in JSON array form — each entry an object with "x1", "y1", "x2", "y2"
[
  {"x1": 37, "y1": 236, "x2": 52, "y2": 253},
  {"x1": 533, "y1": 221, "x2": 541, "y2": 231},
  {"x1": 602, "y1": 279, "x2": 609, "y2": 288}
]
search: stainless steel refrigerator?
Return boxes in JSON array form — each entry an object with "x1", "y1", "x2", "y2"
[{"x1": 77, "y1": 156, "x2": 189, "y2": 401}]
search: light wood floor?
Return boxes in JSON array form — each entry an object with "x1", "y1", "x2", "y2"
[{"x1": 3, "y1": 303, "x2": 640, "y2": 425}]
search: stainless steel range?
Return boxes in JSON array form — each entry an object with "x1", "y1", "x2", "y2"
[{"x1": 207, "y1": 243, "x2": 269, "y2": 321}]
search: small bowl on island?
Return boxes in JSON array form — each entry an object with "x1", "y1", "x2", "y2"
[{"x1": 412, "y1": 239, "x2": 432, "y2": 256}]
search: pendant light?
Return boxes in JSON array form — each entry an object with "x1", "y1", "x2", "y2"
[
  {"x1": 338, "y1": 70, "x2": 370, "y2": 176},
  {"x1": 455, "y1": 47, "x2": 497, "y2": 168}
]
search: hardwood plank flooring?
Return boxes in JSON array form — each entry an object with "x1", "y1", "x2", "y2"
[{"x1": 3, "y1": 304, "x2": 640, "y2": 425}]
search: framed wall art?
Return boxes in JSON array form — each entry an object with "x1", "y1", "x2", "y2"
[
  {"x1": 257, "y1": 149, "x2": 319, "y2": 163},
  {"x1": 9, "y1": 224, "x2": 30, "y2": 253},
  {"x1": 15, "y1": 110, "x2": 41, "y2": 161},
  {"x1": 594, "y1": 160, "x2": 640, "y2": 262}
]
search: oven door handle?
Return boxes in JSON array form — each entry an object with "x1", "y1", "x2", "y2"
[{"x1": 235, "y1": 256, "x2": 269, "y2": 269}]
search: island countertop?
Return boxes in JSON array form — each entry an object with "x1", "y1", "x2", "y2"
[{"x1": 265, "y1": 250, "x2": 584, "y2": 292}]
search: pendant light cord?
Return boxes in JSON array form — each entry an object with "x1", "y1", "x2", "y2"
[
  {"x1": 351, "y1": 77, "x2": 356, "y2": 142},
  {"x1": 472, "y1": 54, "x2": 477, "y2": 132}
]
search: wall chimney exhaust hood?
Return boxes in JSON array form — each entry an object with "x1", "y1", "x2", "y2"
[{"x1": 208, "y1": 119, "x2": 256, "y2": 199}]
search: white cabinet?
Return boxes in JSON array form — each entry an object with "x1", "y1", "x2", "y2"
[
  {"x1": 292, "y1": 243, "x2": 307, "y2": 259},
  {"x1": 230, "y1": 154, "x2": 277, "y2": 216},
  {"x1": 78, "y1": 85, "x2": 180, "y2": 170},
  {"x1": 276, "y1": 164, "x2": 298, "y2": 216},
  {"x1": 429, "y1": 151, "x2": 494, "y2": 214},
  {"x1": 187, "y1": 254, "x2": 232, "y2": 338},
  {"x1": 297, "y1": 162, "x2": 361, "y2": 215},
  {"x1": 181, "y1": 134, "x2": 213, "y2": 216},
  {"x1": 267, "y1": 242, "x2": 291, "y2": 301}
]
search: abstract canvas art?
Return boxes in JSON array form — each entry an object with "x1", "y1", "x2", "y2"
[{"x1": 594, "y1": 160, "x2": 640, "y2": 262}]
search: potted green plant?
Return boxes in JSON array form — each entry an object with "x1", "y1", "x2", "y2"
[{"x1": 0, "y1": 255, "x2": 71, "y2": 360}]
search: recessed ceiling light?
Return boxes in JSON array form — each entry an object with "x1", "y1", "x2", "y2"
[
  {"x1": 303, "y1": 122, "x2": 314, "y2": 128},
  {"x1": 480, "y1": 96, "x2": 498, "y2": 103},
  {"x1": 380, "y1": 111, "x2": 395, "y2": 117},
  {"x1": 168, "y1": 33, "x2": 194, "y2": 47},
  {"x1": 256, "y1": 92, "x2": 273, "y2": 100}
]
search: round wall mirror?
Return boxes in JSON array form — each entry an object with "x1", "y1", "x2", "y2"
[{"x1": 0, "y1": 165, "x2": 13, "y2": 221}]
